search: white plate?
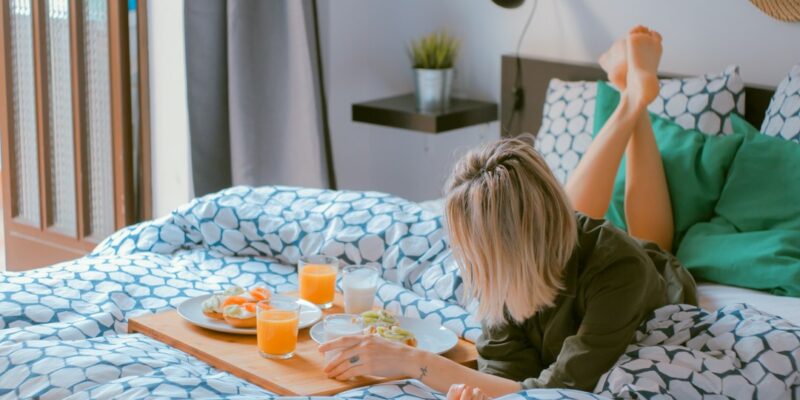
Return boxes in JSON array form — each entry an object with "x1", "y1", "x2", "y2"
[
  {"x1": 177, "y1": 294, "x2": 322, "y2": 335},
  {"x1": 309, "y1": 316, "x2": 458, "y2": 354}
]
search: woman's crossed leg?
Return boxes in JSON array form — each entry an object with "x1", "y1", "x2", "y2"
[{"x1": 565, "y1": 26, "x2": 674, "y2": 251}]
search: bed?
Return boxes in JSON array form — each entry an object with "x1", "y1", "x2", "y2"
[
  {"x1": 498, "y1": 55, "x2": 800, "y2": 328},
  {"x1": 0, "y1": 58, "x2": 799, "y2": 399}
]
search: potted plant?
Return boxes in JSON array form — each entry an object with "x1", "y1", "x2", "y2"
[{"x1": 409, "y1": 31, "x2": 459, "y2": 113}]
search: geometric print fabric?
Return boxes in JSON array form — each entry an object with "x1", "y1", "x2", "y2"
[
  {"x1": 596, "y1": 303, "x2": 800, "y2": 399},
  {"x1": 536, "y1": 66, "x2": 745, "y2": 184},
  {"x1": 535, "y1": 79, "x2": 597, "y2": 184},
  {"x1": 1, "y1": 185, "x2": 798, "y2": 399},
  {"x1": 761, "y1": 64, "x2": 800, "y2": 142}
]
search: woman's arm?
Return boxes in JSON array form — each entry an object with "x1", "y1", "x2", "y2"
[
  {"x1": 411, "y1": 346, "x2": 522, "y2": 397},
  {"x1": 319, "y1": 335, "x2": 522, "y2": 398},
  {"x1": 520, "y1": 257, "x2": 657, "y2": 391}
]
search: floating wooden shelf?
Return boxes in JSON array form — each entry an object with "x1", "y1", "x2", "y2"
[{"x1": 352, "y1": 94, "x2": 498, "y2": 133}]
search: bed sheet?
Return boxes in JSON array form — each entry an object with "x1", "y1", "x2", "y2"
[
  {"x1": 698, "y1": 283, "x2": 800, "y2": 327},
  {"x1": 0, "y1": 186, "x2": 797, "y2": 399}
]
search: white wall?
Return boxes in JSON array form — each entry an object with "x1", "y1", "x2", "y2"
[
  {"x1": 321, "y1": 1, "x2": 497, "y2": 202},
  {"x1": 149, "y1": 0, "x2": 800, "y2": 211},
  {"x1": 322, "y1": 0, "x2": 800, "y2": 201},
  {"x1": 443, "y1": 0, "x2": 800, "y2": 95},
  {"x1": 148, "y1": 0, "x2": 192, "y2": 218}
]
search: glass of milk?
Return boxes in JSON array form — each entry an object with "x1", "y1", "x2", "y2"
[
  {"x1": 323, "y1": 314, "x2": 364, "y2": 363},
  {"x1": 342, "y1": 265, "x2": 380, "y2": 314}
]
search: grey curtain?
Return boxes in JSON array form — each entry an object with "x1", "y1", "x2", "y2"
[{"x1": 184, "y1": 0, "x2": 334, "y2": 196}]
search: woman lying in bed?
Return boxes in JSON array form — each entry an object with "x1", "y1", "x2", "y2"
[{"x1": 319, "y1": 26, "x2": 698, "y2": 399}]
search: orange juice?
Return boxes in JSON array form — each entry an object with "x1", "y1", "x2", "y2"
[
  {"x1": 299, "y1": 264, "x2": 337, "y2": 307},
  {"x1": 257, "y1": 309, "x2": 299, "y2": 359}
]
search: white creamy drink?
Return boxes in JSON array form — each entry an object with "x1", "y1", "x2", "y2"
[
  {"x1": 324, "y1": 315, "x2": 363, "y2": 362},
  {"x1": 342, "y1": 266, "x2": 379, "y2": 314}
]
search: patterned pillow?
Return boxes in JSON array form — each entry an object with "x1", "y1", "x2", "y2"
[
  {"x1": 535, "y1": 80, "x2": 596, "y2": 184},
  {"x1": 535, "y1": 66, "x2": 745, "y2": 184},
  {"x1": 760, "y1": 64, "x2": 800, "y2": 142},
  {"x1": 649, "y1": 65, "x2": 745, "y2": 135}
]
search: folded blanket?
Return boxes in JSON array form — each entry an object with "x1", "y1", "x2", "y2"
[{"x1": 1, "y1": 186, "x2": 798, "y2": 399}]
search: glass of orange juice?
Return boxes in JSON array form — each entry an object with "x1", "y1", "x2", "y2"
[
  {"x1": 298, "y1": 255, "x2": 338, "y2": 309},
  {"x1": 256, "y1": 297, "x2": 300, "y2": 359}
]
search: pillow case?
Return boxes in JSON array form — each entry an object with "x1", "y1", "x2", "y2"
[
  {"x1": 648, "y1": 65, "x2": 745, "y2": 135},
  {"x1": 536, "y1": 66, "x2": 745, "y2": 184},
  {"x1": 760, "y1": 64, "x2": 800, "y2": 142},
  {"x1": 677, "y1": 114, "x2": 800, "y2": 296},
  {"x1": 593, "y1": 81, "x2": 745, "y2": 251},
  {"x1": 535, "y1": 80, "x2": 596, "y2": 184}
]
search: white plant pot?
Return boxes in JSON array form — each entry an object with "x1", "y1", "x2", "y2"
[{"x1": 414, "y1": 68, "x2": 454, "y2": 113}]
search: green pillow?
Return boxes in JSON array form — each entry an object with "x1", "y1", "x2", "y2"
[
  {"x1": 716, "y1": 115, "x2": 800, "y2": 231},
  {"x1": 677, "y1": 114, "x2": 800, "y2": 296},
  {"x1": 593, "y1": 81, "x2": 745, "y2": 250}
]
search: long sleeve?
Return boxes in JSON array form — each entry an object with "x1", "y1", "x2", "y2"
[
  {"x1": 520, "y1": 256, "x2": 661, "y2": 391},
  {"x1": 476, "y1": 319, "x2": 543, "y2": 382}
]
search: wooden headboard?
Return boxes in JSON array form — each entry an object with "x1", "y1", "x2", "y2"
[{"x1": 500, "y1": 55, "x2": 776, "y2": 137}]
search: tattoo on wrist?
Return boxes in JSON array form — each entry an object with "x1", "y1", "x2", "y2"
[{"x1": 418, "y1": 366, "x2": 428, "y2": 380}]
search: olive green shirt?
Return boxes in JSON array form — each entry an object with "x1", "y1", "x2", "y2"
[{"x1": 477, "y1": 213, "x2": 697, "y2": 392}]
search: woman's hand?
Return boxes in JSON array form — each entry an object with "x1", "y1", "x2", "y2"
[
  {"x1": 321, "y1": 335, "x2": 517, "y2": 397},
  {"x1": 319, "y1": 334, "x2": 421, "y2": 380},
  {"x1": 447, "y1": 384, "x2": 493, "y2": 400}
]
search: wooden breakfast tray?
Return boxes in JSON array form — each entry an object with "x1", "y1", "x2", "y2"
[{"x1": 129, "y1": 293, "x2": 478, "y2": 396}]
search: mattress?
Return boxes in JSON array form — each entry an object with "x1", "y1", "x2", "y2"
[{"x1": 698, "y1": 282, "x2": 800, "y2": 326}]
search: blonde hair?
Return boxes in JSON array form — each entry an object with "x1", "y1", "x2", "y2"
[{"x1": 445, "y1": 136, "x2": 577, "y2": 327}]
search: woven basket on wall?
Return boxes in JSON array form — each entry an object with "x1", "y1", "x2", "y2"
[{"x1": 750, "y1": 0, "x2": 800, "y2": 22}]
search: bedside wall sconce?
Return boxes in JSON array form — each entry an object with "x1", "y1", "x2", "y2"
[
  {"x1": 492, "y1": 0, "x2": 525, "y2": 9},
  {"x1": 493, "y1": 0, "x2": 538, "y2": 136}
]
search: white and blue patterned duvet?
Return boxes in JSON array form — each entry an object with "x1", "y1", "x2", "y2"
[{"x1": 0, "y1": 186, "x2": 798, "y2": 399}]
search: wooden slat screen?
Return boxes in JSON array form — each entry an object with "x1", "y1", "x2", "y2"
[{"x1": 0, "y1": 0, "x2": 150, "y2": 270}]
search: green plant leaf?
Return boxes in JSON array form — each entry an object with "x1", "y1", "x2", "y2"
[{"x1": 409, "y1": 30, "x2": 459, "y2": 69}]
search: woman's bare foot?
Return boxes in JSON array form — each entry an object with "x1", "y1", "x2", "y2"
[
  {"x1": 599, "y1": 37, "x2": 628, "y2": 90},
  {"x1": 625, "y1": 25, "x2": 662, "y2": 110}
]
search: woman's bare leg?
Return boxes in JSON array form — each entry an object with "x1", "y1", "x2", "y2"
[
  {"x1": 623, "y1": 29, "x2": 673, "y2": 250},
  {"x1": 566, "y1": 26, "x2": 673, "y2": 250},
  {"x1": 565, "y1": 36, "x2": 642, "y2": 218}
]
